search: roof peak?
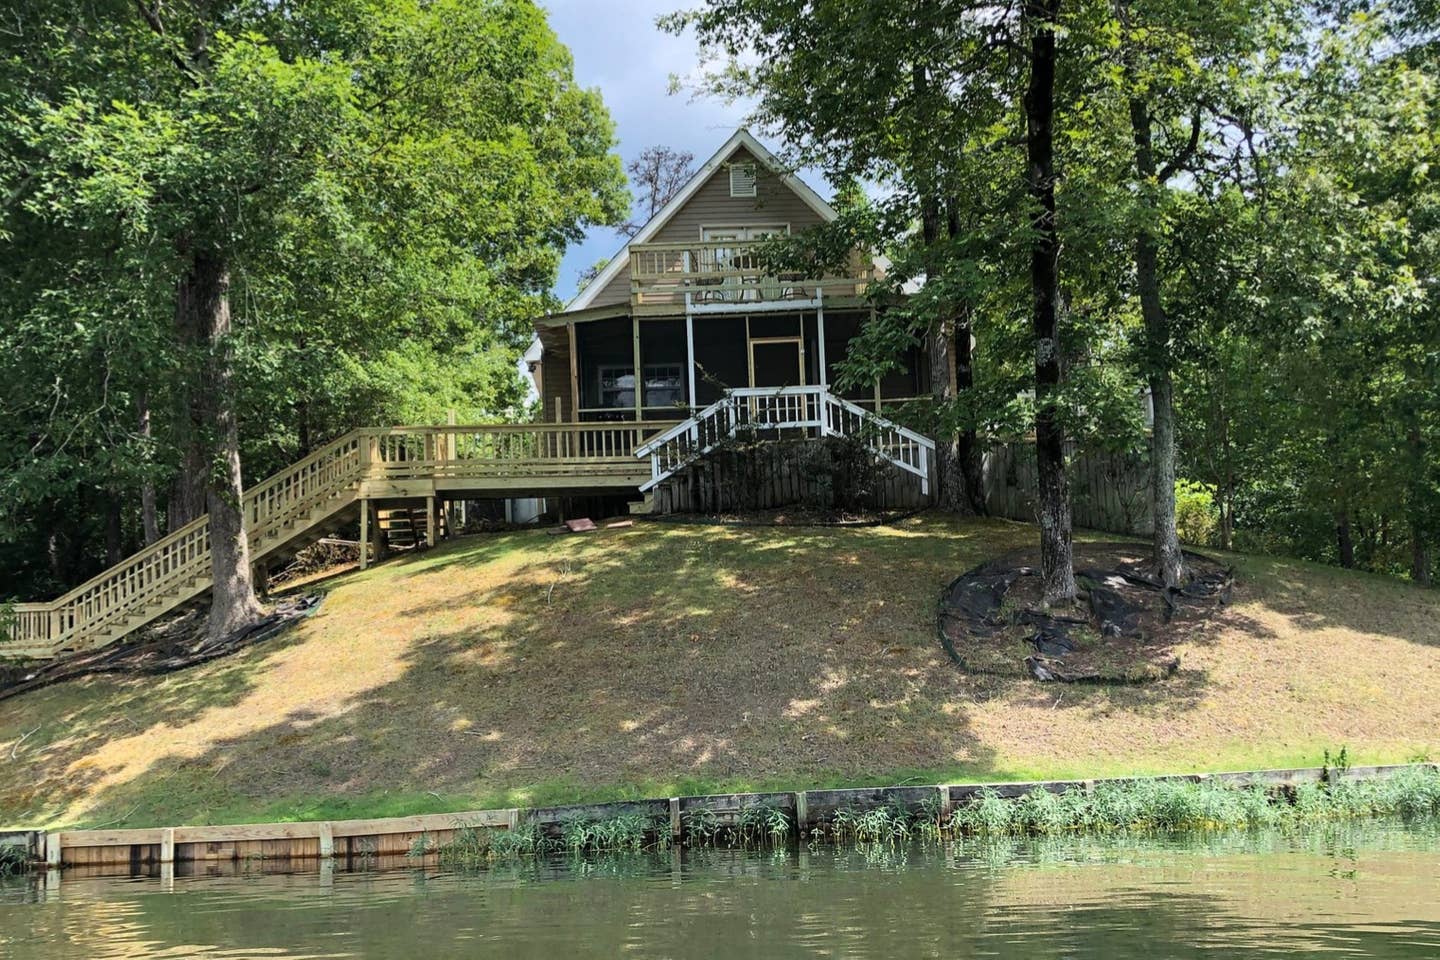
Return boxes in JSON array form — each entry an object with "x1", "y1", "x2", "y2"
[{"x1": 565, "y1": 128, "x2": 835, "y2": 312}]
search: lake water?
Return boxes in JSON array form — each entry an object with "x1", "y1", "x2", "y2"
[{"x1": 4, "y1": 821, "x2": 1440, "y2": 959}]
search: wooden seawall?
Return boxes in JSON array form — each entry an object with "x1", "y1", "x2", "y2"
[{"x1": 7, "y1": 762, "x2": 1434, "y2": 874}]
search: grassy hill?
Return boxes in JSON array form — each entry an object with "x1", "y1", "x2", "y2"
[{"x1": 2, "y1": 514, "x2": 1437, "y2": 829}]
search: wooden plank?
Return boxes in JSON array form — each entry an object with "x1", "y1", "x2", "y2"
[
  {"x1": 328, "y1": 809, "x2": 512, "y2": 838},
  {"x1": 171, "y1": 823, "x2": 322, "y2": 844},
  {"x1": 60, "y1": 828, "x2": 165, "y2": 848}
]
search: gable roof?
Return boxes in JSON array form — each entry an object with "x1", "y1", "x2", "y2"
[{"x1": 565, "y1": 128, "x2": 838, "y2": 313}]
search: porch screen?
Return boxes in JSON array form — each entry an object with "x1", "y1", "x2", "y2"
[
  {"x1": 692, "y1": 315, "x2": 748, "y2": 405},
  {"x1": 638, "y1": 319, "x2": 687, "y2": 416},
  {"x1": 576, "y1": 318, "x2": 634, "y2": 419}
]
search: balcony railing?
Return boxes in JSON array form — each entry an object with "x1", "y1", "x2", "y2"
[{"x1": 628, "y1": 239, "x2": 876, "y2": 311}]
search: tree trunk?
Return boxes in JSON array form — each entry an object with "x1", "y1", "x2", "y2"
[
  {"x1": 169, "y1": 369, "x2": 208, "y2": 530},
  {"x1": 1336, "y1": 507, "x2": 1355, "y2": 568},
  {"x1": 137, "y1": 391, "x2": 161, "y2": 545},
  {"x1": 104, "y1": 494, "x2": 123, "y2": 567},
  {"x1": 954, "y1": 311, "x2": 987, "y2": 515},
  {"x1": 176, "y1": 247, "x2": 265, "y2": 642},
  {"x1": 1025, "y1": 0, "x2": 1075, "y2": 603},
  {"x1": 1128, "y1": 97, "x2": 1184, "y2": 587},
  {"x1": 927, "y1": 315, "x2": 966, "y2": 513},
  {"x1": 1408, "y1": 426, "x2": 1432, "y2": 586}
]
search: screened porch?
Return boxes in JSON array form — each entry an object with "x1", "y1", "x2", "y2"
[{"x1": 546, "y1": 310, "x2": 927, "y2": 424}]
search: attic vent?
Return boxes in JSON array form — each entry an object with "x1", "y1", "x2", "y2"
[{"x1": 729, "y1": 163, "x2": 757, "y2": 198}]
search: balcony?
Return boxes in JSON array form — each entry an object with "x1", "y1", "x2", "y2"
[{"x1": 628, "y1": 239, "x2": 877, "y2": 315}]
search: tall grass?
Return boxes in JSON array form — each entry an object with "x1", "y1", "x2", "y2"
[
  {"x1": 949, "y1": 766, "x2": 1440, "y2": 837},
  {"x1": 423, "y1": 814, "x2": 672, "y2": 868},
  {"x1": 683, "y1": 801, "x2": 793, "y2": 847},
  {"x1": 420, "y1": 767, "x2": 1440, "y2": 866}
]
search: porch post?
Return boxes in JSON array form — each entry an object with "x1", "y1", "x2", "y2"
[
  {"x1": 567, "y1": 322, "x2": 579, "y2": 422},
  {"x1": 816, "y1": 291, "x2": 828, "y2": 390},
  {"x1": 686, "y1": 310, "x2": 697, "y2": 410},
  {"x1": 632, "y1": 314, "x2": 643, "y2": 422}
]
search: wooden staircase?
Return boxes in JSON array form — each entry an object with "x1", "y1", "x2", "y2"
[
  {"x1": 4, "y1": 420, "x2": 670, "y2": 661},
  {"x1": 376, "y1": 506, "x2": 448, "y2": 549},
  {"x1": 4, "y1": 433, "x2": 366, "y2": 660}
]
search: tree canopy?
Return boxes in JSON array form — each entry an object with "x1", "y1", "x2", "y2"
[{"x1": 0, "y1": 0, "x2": 627, "y2": 612}]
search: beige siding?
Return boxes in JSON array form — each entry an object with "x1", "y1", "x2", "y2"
[
  {"x1": 537, "y1": 324, "x2": 573, "y2": 422},
  {"x1": 586, "y1": 147, "x2": 827, "y2": 308}
]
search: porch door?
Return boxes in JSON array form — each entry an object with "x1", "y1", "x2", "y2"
[{"x1": 750, "y1": 339, "x2": 803, "y2": 389}]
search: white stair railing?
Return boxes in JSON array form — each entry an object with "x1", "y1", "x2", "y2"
[{"x1": 636, "y1": 386, "x2": 934, "y2": 494}]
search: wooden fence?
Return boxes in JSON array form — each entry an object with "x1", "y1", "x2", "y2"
[{"x1": 983, "y1": 441, "x2": 1153, "y2": 536}]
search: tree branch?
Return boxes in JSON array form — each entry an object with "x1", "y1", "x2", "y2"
[
  {"x1": 1157, "y1": 109, "x2": 1203, "y2": 182},
  {"x1": 131, "y1": 0, "x2": 203, "y2": 85}
]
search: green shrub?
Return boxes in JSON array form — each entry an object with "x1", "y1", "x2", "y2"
[{"x1": 1175, "y1": 479, "x2": 1219, "y2": 546}]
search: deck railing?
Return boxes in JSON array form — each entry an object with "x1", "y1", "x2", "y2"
[
  {"x1": 628, "y1": 239, "x2": 875, "y2": 309},
  {"x1": 360, "y1": 422, "x2": 679, "y2": 481},
  {"x1": 3, "y1": 421, "x2": 677, "y2": 660},
  {"x1": 634, "y1": 386, "x2": 933, "y2": 495}
]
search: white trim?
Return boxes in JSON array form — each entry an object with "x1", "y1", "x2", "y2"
[{"x1": 566, "y1": 128, "x2": 838, "y2": 313}]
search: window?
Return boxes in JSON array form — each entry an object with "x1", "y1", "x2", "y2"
[
  {"x1": 597, "y1": 365, "x2": 636, "y2": 409},
  {"x1": 643, "y1": 364, "x2": 685, "y2": 408},
  {"x1": 598, "y1": 364, "x2": 686, "y2": 409},
  {"x1": 729, "y1": 162, "x2": 757, "y2": 198}
]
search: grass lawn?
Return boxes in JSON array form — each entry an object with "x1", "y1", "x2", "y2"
[{"x1": 2, "y1": 513, "x2": 1437, "y2": 829}]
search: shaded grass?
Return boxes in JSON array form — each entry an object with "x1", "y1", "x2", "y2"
[{"x1": 1, "y1": 514, "x2": 1438, "y2": 830}]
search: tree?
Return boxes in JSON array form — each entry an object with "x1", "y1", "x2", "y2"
[
  {"x1": 619, "y1": 145, "x2": 695, "y2": 236},
  {"x1": 0, "y1": 0, "x2": 627, "y2": 630},
  {"x1": 1023, "y1": 0, "x2": 1077, "y2": 602}
]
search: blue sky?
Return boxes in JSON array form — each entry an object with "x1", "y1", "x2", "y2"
[{"x1": 544, "y1": 1, "x2": 830, "y2": 300}]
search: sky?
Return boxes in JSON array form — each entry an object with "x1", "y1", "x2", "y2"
[{"x1": 543, "y1": 1, "x2": 830, "y2": 301}]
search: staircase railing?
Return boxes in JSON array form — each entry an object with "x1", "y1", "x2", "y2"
[
  {"x1": 2, "y1": 421, "x2": 675, "y2": 660},
  {"x1": 820, "y1": 392, "x2": 933, "y2": 494},
  {"x1": 635, "y1": 386, "x2": 934, "y2": 495},
  {"x1": 4, "y1": 431, "x2": 368, "y2": 659}
]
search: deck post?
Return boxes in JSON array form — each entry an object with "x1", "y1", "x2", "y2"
[
  {"x1": 426, "y1": 495, "x2": 436, "y2": 548},
  {"x1": 159, "y1": 827, "x2": 175, "y2": 864},
  {"x1": 359, "y1": 499, "x2": 369, "y2": 570},
  {"x1": 371, "y1": 500, "x2": 386, "y2": 562}
]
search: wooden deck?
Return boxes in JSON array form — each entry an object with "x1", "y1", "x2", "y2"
[
  {"x1": 627, "y1": 238, "x2": 876, "y2": 315},
  {"x1": 3, "y1": 421, "x2": 676, "y2": 661}
]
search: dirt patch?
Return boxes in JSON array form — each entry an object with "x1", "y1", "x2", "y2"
[
  {"x1": 0, "y1": 595, "x2": 321, "y2": 702},
  {"x1": 937, "y1": 543, "x2": 1233, "y2": 683}
]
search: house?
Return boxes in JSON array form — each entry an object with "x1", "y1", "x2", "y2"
[{"x1": 527, "y1": 129, "x2": 930, "y2": 425}]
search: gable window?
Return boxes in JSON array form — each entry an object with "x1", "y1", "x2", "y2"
[{"x1": 729, "y1": 162, "x2": 757, "y2": 198}]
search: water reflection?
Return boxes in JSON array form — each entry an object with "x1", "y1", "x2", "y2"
[{"x1": 3, "y1": 820, "x2": 1439, "y2": 959}]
